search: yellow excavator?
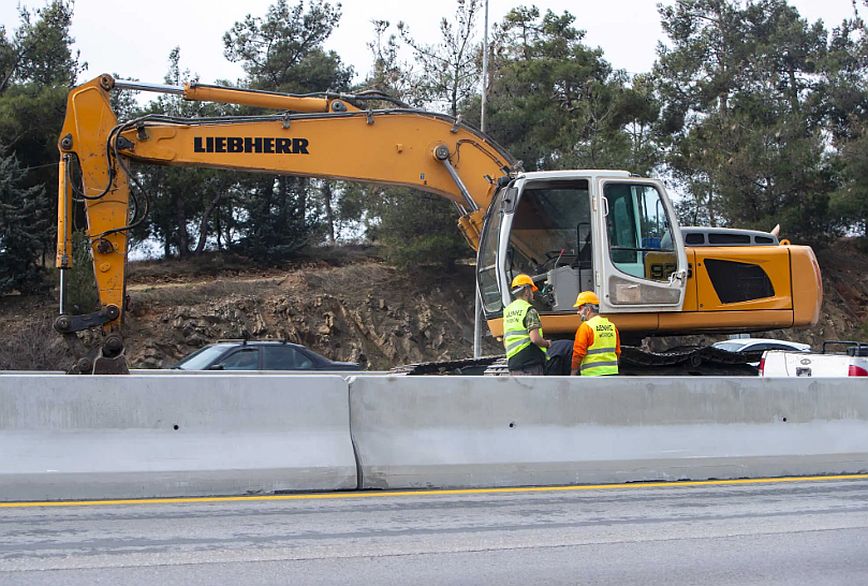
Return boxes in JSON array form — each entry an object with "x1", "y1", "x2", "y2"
[{"x1": 55, "y1": 74, "x2": 822, "y2": 373}]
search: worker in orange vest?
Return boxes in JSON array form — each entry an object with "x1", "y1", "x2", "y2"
[{"x1": 570, "y1": 291, "x2": 620, "y2": 376}]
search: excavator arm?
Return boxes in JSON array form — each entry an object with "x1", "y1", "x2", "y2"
[{"x1": 55, "y1": 75, "x2": 514, "y2": 370}]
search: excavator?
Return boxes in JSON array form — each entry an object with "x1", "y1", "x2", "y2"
[{"x1": 55, "y1": 74, "x2": 822, "y2": 373}]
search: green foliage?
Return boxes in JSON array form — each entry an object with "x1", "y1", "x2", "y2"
[
  {"x1": 218, "y1": 0, "x2": 351, "y2": 258},
  {"x1": 820, "y1": 17, "x2": 868, "y2": 243},
  {"x1": 808, "y1": 16, "x2": 868, "y2": 144},
  {"x1": 2, "y1": 0, "x2": 866, "y2": 290},
  {"x1": 364, "y1": 20, "x2": 414, "y2": 101},
  {"x1": 0, "y1": 84, "x2": 67, "y2": 264},
  {"x1": 383, "y1": 232, "x2": 468, "y2": 271},
  {"x1": 233, "y1": 175, "x2": 318, "y2": 261},
  {"x1": 7, "y1": 1, "x2": 84, "y2": 87},
  {"x1": 371, "y1": 189, "x2": 468, "y2": 271},
  {"x1": 831, "y1": 123, "x2": 868, "y2": 243},
  {"x1": 130, "y1": 48, "x2": 240, "y2": 258},
  {"x1": 397, "y1": 0, "x2": 482, "y2": 115},
  {"x1": 653, "y1": 0, "x2": 862, "y2": 241},
  {"x1": 63, "y1": 230, "x2": 99, "y2": 313},
  {"x1": 0, "y1": 150, "x2": 48, "y2": 294},
  {"x1": 0, "y1": 1, "x2": 84, "y2": 295},
  {"x1": 0, "y1": 26, "x2": 15, "y2": 89},
  {"x1": 223, "y1": 0, "x2": 352, "y2": 92},
  {"x1": 340, "y1": 6, "x2": 487, "y2": 261},
  {"x1": 477, "y1": 6, "x2": 655, "y2": 173}
]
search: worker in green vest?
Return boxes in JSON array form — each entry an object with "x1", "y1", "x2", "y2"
[
  {"x1": 503, "y1": 274, "x2": 552, "y2": 375},
  {"x1": 570, "y1": 291, "x2": 620, "y2": 376}
]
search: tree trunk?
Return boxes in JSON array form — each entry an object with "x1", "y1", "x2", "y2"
[
  {"x1": 193, "y1": 191, "x2": 223, "y2": 255},
  {"x1": 322, "y1": 181, "x2": 336, "y2": 245},
  {"x1": 174, "y1": 196, "x2": 189, "y2": 257},
  {"x1": 298, "y1": 177, "x2": 308, "y2": 225},
  {"x1": 277, "y1": 176, "x2": 288, "y2": 235},
  {"x1": 787, "y1": 64, "x2": 800, "y2": 116},
  {"x1": 215, "y1": 207, "x2": 223, "y2": 250}
]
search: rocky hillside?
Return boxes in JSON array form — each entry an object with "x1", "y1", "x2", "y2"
[
  {"x1": 0, "y1": 250, "x2": 502, "y2": 370},
  {"x1": 0, "y1": 241, "x2": 865, "y2": 371},
  {"x1": 812, "y1": 239, "x2": 868, "y2": 344},
  {"x1": 123, "y1": 258, "x2": 503, "y2": 369}
]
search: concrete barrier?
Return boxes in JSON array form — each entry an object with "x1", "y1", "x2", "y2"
[
  {"x1": 0, "y1": 374, "x2": 357, "y2": 501},
  {"x1": 4, "y1": 373, "x2": 867, "y2": 500},
  {"x1": 129, "y1": 369, "x2": 385, "y2": 376},
  {"x1": 349, "y1": 376, "x2": 868, "y2": 489}
]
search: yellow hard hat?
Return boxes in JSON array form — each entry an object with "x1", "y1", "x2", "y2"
[
  {"x1": 573, "y1": 290, "x2": 600, "y2": 308},
  {"x1": 511, "y1": 274, "x2": 538, "y2": 292}
]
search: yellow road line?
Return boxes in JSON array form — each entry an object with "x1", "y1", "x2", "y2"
[{"x1": 2, "y1": 474, "x2": 867, "y2": 509}]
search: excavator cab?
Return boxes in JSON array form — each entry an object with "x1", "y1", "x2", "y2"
[{"x1": 477, "y1": 171, "x2": 688, "y2": 335}]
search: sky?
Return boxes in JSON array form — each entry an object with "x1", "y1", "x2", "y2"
[{"x1": 0, "y1": 0, "x2": 860, "y2": 90}]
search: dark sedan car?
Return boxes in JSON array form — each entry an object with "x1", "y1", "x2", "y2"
[{"x1": 174, "y1": 340, "x2": 361, "y2": 371}]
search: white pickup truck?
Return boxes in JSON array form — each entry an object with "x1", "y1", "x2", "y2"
[{"x1": 760, "y1": 341, "x2": 868, "y2": 377}]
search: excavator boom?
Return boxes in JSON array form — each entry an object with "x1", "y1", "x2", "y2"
[{"x1": 54, "y1": 75, "x2": 513, "y2": 371}]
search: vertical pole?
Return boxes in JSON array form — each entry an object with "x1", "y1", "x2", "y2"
[
  {"x1": 480, "y1": 0, "x2": 490, "y2": 133},
  {"x1": 473, "y1": 283, "x2": 483, "y2": 357},
  {"x1": 473, "y1": 0, "x2": 490, "y2": 359}
]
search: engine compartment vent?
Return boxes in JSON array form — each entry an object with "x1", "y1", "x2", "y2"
[{"x1": 680, "y1": 227, "x2": 779, "y2": 247}]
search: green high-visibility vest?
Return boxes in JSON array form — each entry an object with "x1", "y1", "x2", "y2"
[
  {"x1": 502, "y1": 299, "x2": 546, "y2": 360},
  {"x1": 580, "y1": 315, "x2": 618, "y2": 376}
]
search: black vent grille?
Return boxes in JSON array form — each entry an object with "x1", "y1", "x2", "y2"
[
  {"x1": 708, "y1": 233, "x2": 751, "y2": 245},
  {"x1": 704, "y1": 259, "x2": 775, "y2": 303}
]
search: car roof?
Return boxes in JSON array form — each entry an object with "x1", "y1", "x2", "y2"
[
  {"x1": 713, "y1": 338, "x2": 811, "y2": 349},
  {"x1": 214, "y1": 340, "x2": 308, "y2": 349}
]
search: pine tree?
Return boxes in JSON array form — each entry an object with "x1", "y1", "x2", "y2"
[
  {"x1": 222, "y1": 0, "x2": 353, "y2": 258},
  {"x1": 0, "y1": 1, "x2": 84, "y2": 278},
  {"x1": 477, "y1": 7, "x2": 648, "y2": 173},
  {"x1": 653, "y1": 0, "x2": 836, "y2": 240},
  {"x1": 0, "y1": 150, "x2": 48, "y2": 294}
]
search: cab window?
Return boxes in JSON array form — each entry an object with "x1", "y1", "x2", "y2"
[
  {"x1": 507, "y1": 180, "x2": 591, "y2": 279},
  {"x1": 604, "y1": 183, "x2": 676, "y2": 282}
]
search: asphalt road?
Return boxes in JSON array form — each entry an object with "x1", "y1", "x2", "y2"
[{"x1": 2, "y1": 477, "x2": 868, "y2": 585}]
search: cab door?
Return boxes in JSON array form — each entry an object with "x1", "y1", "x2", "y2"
[{"x1": 595, "y1": 178, "x2": 687, "y2": 313}]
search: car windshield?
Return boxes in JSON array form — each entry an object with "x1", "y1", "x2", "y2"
[
  {"x1": 175, "y1": 345, "x2": 230, "y2": 370},
  {"x1": 713, "y1": 341, "x2": 746, "y2": 352}
]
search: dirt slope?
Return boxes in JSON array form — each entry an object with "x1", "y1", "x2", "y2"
[
  {"x1": 122, "y1": 259, "x2": 503, "y2": 369},
  {"x1": 0, "y1": 253, "x2": 502, "y2": 370},
  {"x1": 0, "y1": 242, "x2": 865, "y2": 370}
]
